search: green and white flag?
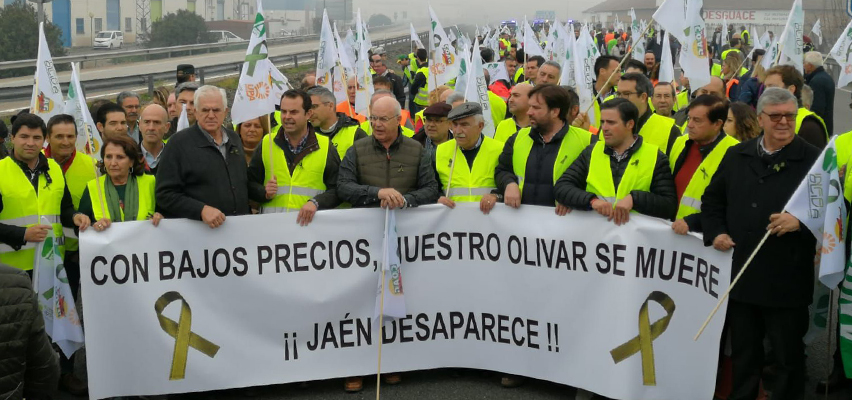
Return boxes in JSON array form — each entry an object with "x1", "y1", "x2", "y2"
[
  {"x1": 777, "y1": 0, "x2": 804, "y2": 73},
  {"x1": 374, "y1": 209, "x2": 406, "y2": 323},
  {"x1": 463, "y1": 38, "x2": 495, "y2": 137},
  {"x1": 353, "y1": 9, "x2": 373, "y2": 116},
  {"x1": 454, "y1": 45, "x2": 472, "y2": 96},
  {"x1": 231, "y1": 0, "x2": 290, "y2": 125},
  {"x1": 34, "y1": 216, "x2": 84, "y2": 358},
  {"x1": 315, "y1": 9, "x2": 337, "y2": 93},
  {"x1": 64, "y1": 63, "x2": 103, "y2": 160},
  {"x1": 31, "y1": 22, "x2": 64, "y2": 121},
  {"x1": 828, "y1": 19, "x2": 852, "y2": 89},
  {"x1": 559, "y1": 23, "x2": 576, "y2": 87},
  {"x1": 574, "y1": 25, "x2": 599, "y2": 125},
  {"x1": 428, "y1": 6, "x2": 459, "y2": 91}
]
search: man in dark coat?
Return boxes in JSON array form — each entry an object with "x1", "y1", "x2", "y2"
[
  {"x1": 156, "y1": 86, "x2": 263, "y2": 227},
  {"x1": 0, "y1": 263, "x2": 60, "y2": 400},
  {"x1": 804, "y1": 51, "x2": 835, "y2": 135},
  {"x1": 701, "y1": 88, "x2": 820, "y2": 400}
]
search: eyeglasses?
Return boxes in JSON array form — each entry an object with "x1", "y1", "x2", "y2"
[
  {"x1": 369, "y1": 115, "x2": 399, "y2": 124},
  {"x1": 760, "y1": 112, "x2": 796, "y2": 123}
]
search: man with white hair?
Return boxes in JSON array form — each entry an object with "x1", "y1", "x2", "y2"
[
  {"x1": 803, "y1": 50, "x2": 835, "y2": 135},
  {"x1": 702, "y1": 87, "x2": 820, "y2": 400},
  {"x1": 156, "y1": 85, "x2": 262, "y2": 228}
]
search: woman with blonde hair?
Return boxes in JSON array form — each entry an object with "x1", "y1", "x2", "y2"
[{"x1": 235, "y1": 116, "x2": 271, "y2": 165}]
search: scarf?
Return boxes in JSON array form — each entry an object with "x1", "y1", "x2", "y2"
[{"x1": 104, "y1": 175, "x2": 139, "y2": 222}]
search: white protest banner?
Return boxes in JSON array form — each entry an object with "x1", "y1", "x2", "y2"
[{"x1": 81, "y1": 205, "x2": 730, "y2": 400}]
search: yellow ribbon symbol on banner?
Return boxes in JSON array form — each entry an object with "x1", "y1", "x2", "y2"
[
  {"x1": 154, "y1": 291, "x2": 220, "y2": 380},
  {"x1": 609, "y1": 291, "x2": 676, "y2": 386}
]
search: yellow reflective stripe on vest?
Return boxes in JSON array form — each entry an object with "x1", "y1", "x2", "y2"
[
  {"x1": 668, "y1": 135, "x2": 738, "y2": 219},
  {"x1": 261, "y1": 133, "x2": 329, "y2": 212},
  {"x1": 511, "y1": 127, "x2": 592, "y2": 194},
  {"x1": 0, "y1": 157, "x2": 66, "y2": 270},
  {"x1": 795, "y1": 108, "x2": 829, "y2": 142},
  {"x1": 87, "y1": 174, "x2": 157, "y2": 222},
  {"x1": 586, "y1": 141, "x2": 658, "y2": 207},
  {"x1": 639, "y1": 114, "x2": 676, "y2": 155},
  {"x1": 414, "y1": 67, "x2": 430, "y2": 106},
  {"x1": 435, "y1": 137, "x2": 503, "y2": 202}
]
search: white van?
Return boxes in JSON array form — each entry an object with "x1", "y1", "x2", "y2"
[
  {"x1": 210, "y1": 30, "x2": 243, "y2": 43},
  {"x1": 93, "y1": 31, "x2": 124, "y2": 49}
]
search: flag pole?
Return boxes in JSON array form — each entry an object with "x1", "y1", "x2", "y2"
[
  {"x1": 582, "y1": 19, "x2": 655, "y2": 116},
  {"x1": 376, "y1": 208, "x2": 391, "y2": 400},
  {"x1": 694, "y1": 229, "x2": 772, "y2": 340},
  {"x1": 77, "y1": 66, "x2": 107, "y2": 220},
  {"x1": 445, "y1": 143, "x2": 459, "y2": 198},
  {"x1": 825, "y1": 292, "x2": 834, "y2": 399},
  {"x1": 266, "y1": 115, "x2": 279, "y2": 212}
]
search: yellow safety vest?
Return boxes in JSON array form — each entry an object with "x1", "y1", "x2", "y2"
[
  {"x1": 835, "y1": 131, "x2": 852, "y2": 203},
  {"x1": 0, "y1": 157, "x2": 65, "y2": 271},
  {"x1": 721, "y1": 48, "x2": 741, "y2": 61},
  {"x1": 414, "y1": 109, "x2": 425, "y2": 131},
  {"x1": 414, "y1": 67, "x2": 430, "y2": 106},
  {"x1": 260, "y1": 133, "x2": 329, "y2": 213},
  {"x1": 586, "y1": 140, "x2": 658, "y2": 206},
  {"x1": 668, "y1": 135, "x2": 739, "y2": 219},
  {"x1": 319, "y1": 125, "x2": 359, "y2": 160},
  {"x1": 711, "y1": 63, "x2": 722, "y2": 78},
  {"x1": 87, "y1": 174, "x2": 156, "y2": 222},
  {"x1": 500, "y1": 38, "x2": 511, "y2": 57},
  {"x1": 359, "y1": 120, "x2": 415, "y2": 138},
  {"x1": 435, "y1": 137, "x2": 503, "y2": 202},
  {"x1": 514, "y1": 67, "x2": 524, "y2": 84},
  {"x1": 639, "y1": 113, "x2": 677, "y2": 154},
  {"x1": 795, "y1": 108, "x2": 829, "y2": 142},
  {"x1": 592, "y1": 93, "x2": 617, "y2": 129},
  {"x1": 741, "y1": 30, "x2": 750, "y2": 45},
  {"x1": 675, "y1": 91, "x2": 689, "y2": 112},
  {"x1": 512, "y1": 126, "x2": 592, "y2": 194},
  {"x1": 62, "y1": 152, "x2": 96, "y2": 251},
  {"x1": 488, "y1": 92, "x2": 507, "y2": 130},
  {"x1": 494, "y1": 118, "x2": 521, "y2": 143}
]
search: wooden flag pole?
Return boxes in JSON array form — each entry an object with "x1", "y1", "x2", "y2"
[
  {"x1": 694, "y1": 229, "x2": 772, "y2": 340},
  {"x1": 444, "y1": 143, "x2": 459, "y2": 198}
]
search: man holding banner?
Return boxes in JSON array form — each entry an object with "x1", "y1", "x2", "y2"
[
  {"x1": 247, "y1": 89, "x2": 341, "y2": 223},
  {"x1": 553, "y1": 98, "x2": 677, "y2": 225},
  {"x1": 701, "y1": 88, "x2": 820, "y2": 400},
  {"x1": 0, "y1": 114, "x2": 91, "y2": 272}
]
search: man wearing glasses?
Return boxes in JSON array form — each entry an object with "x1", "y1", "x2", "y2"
[
  {"x1": 369, "y1": 47, "x2": 406, "y2": 108},
  {"x1": 701, "y1": 87, "x2": 820, "y2": 400},
  {"x1": 763, "y1": 65, "x2": 828, "y2": 149},
  {"x1": 616, "y1": 73, "x2": 680, "y2": 155},
  {"x1": 306, "y1": 86, "x2": 368, "y2": 160},
  {"x1": 338, "y1": 96, "x2": 440, "y2": 211}
]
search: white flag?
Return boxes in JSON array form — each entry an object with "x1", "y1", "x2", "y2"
[
  {"x1": 632, "y1": 19, "x2": 647, "y2": 61},
  {"x1": 484, "y1": 61, "x2": 510, "y2": 84},
  {"x1": 778, "y1": 0, "x2": 804, "y2": 73},
  {"x1": 354, "y1": 9, "x2": 374, "y2": 116},
  {"x1": 722, "y1": 19, "x2": 728, "y2": 46},
  {"x1": 812, "y1": 18, "x2": 822, "y2": 45},
  {"x1": 230, "y1": 0, "x2": 279, "y2": 125},
  {"x1": 463, "y1": 38, "x2": 496, "y2": 137},
  {"x1": 559, "y1": 24, "x2": 577, "y2": 87},
  {"x1": 177, "y1": 104, "x2": 190, "y2": 132},
  {"x1": 63, "y1": 63, "x2": 103, "y2": 160},
  {"x1": 829, "y1": 20, "x2": 852, "y2": 88},
  {"x1": 35, "y1": 216, "x2": 84, "y2": 358},
  {"x1": 785, "y1": 136, "x2": 847, "y2": 288},
  {"x1": 31, "y1": 22, "x2": 64, "y2": 121},
  {"x1": 575, "y1": 26, "x2": 599, "y2": 126},
  {"x1": 755, "y1": 31, "x2": 771, "y2": 51},
  {"x1": 454, "y1": 46, "x2": 472, "y2": 97},
  {"x1": 524, "y1": 20, "x2": 545, "y2": 57},
  {"x1": 448, "y1": 29, "x2": 457, "y2": 43},
  {"x1": 315, "y1": 10, "x2": 336, "y2": 93},
  {"x1": 344, "y1": 28, "x2": 357, "y2": 62},
  {"x1": 679, "y1": 0, "x2": 711, "y2": 90},
  {"x1": 659, "y1": 33, "x2": 675, "y2": 83},
  {"x1": 428, "y1": 6, "x2": 460, "y2": 90},
  {"x1": 653, "y1": 0, "x2": 687, "y2": 44},
  {"x1": 410, "y1": 23, "x2": 424, "y2": 49},
  {"x1": 374, "y1": 209, "x2": 406, "y2": 322},
  {"x1": 332, "y1": 24, "x2": 354, "y2": 104}
]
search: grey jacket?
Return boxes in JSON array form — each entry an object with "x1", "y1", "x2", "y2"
[{"x1": 0, "y1": 264, "x2": 60, "y2": 400}]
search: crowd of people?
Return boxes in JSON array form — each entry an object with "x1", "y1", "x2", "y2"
[{"x1": 0, "y1": 20, "x2": 850, "y2": 400}]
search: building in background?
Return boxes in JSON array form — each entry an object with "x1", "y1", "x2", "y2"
[{"x1": 0, "y1": 0, "x2": 290, "y2": 47}]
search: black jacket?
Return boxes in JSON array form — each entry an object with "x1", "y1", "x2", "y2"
[
  {"x1": 374, "y1": 70, "x2": 406, "y2": 108},
  {"x1": 553, "y1": 136, "x2": 677, "y2": 220},
  {"x1": 156, "y1": 124, "x2": 260, "y2": 219},
  {"x1": 701, "y1": 136, "x2": 820, "y2": 307},
  {"x1": 0, "y1": 264, "x2": 60, "y2": 400},
  {"x1": 495, "y1": 122, "x2": 598, "y2": 207},
  {"x1": 804, "y1": 66, "x2": 835, "y2": 136}
]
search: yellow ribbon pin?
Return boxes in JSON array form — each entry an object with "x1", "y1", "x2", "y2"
[
  {"x1": 609, "y1": 291, "x2": 676, "y2": 386},
  {"x1": 154, "y1": 291, "x2": 220, "y2": 380}
]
